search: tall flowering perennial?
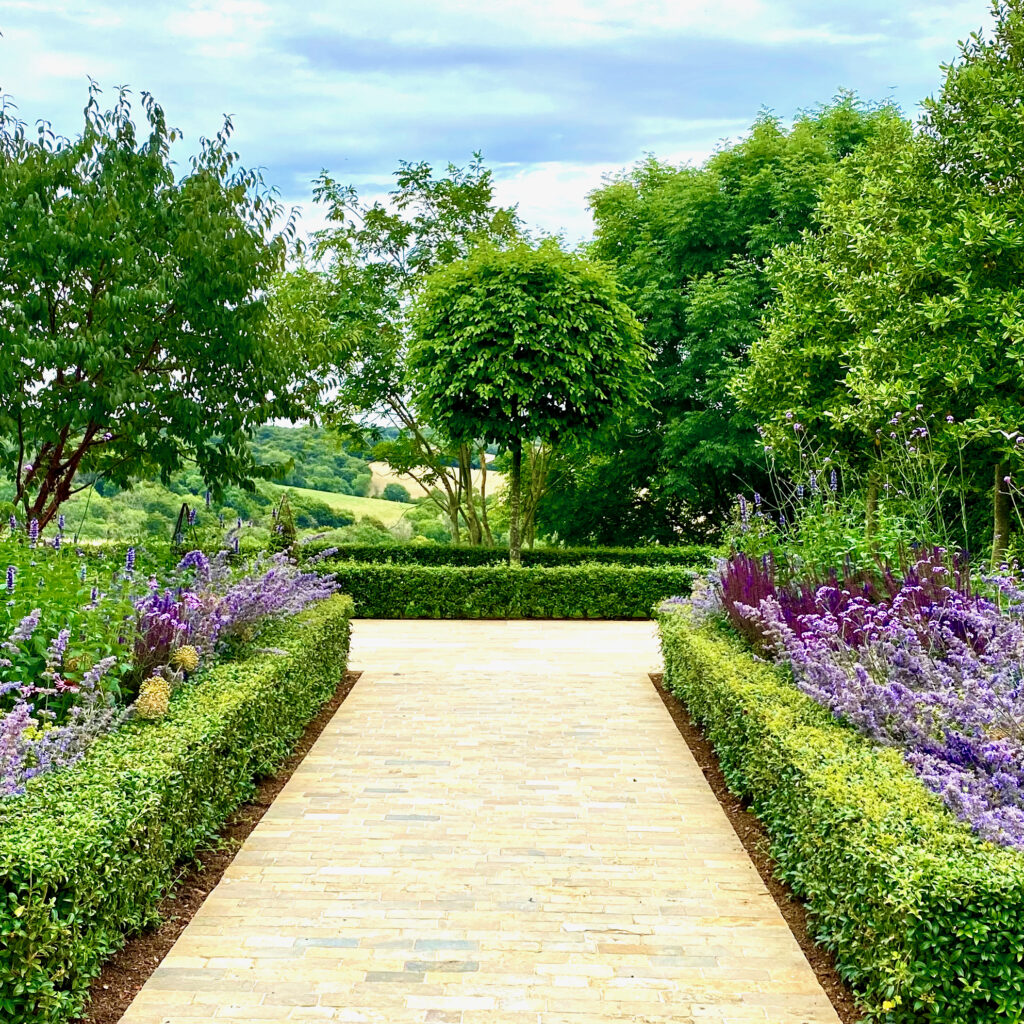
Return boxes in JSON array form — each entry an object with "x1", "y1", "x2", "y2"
[
  {"x1": 686, "y1": 551, "x2": 1024, "y2": 849},
  {"x1": 132, "y1": 582, "x2": 194, "y2": 679},
  {"x1": 0, "y1": 538, "x2": 337, "y2": 795},
  {"x1": 0, "y1": 607, "x2": 123, "y2": 796}
]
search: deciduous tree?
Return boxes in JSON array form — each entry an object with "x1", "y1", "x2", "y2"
[
  {"x1": 0, "y1": 85, "x2": 320, "y2": 526},
  {"x1": 409, "y1": 241, "x2": 650, "y2": 565}
]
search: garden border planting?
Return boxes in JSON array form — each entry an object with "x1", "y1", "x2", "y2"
[
  {"x1": 326, "y1": 563, "x2": 698, "y2": 618},
  {"x1": 658, "y1": 611, "x2": 1024, "y2": 1024},
  {"x1": 0, "y1": 594, "x2": 354, "y2": 1024},
  {"x1": 304, "y1": 542, "x2": 715, "y2": 568}
]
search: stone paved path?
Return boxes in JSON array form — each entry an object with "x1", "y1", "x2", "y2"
[{"x1": 118, "y1": 620, "x2": 840, "y2": 1024}]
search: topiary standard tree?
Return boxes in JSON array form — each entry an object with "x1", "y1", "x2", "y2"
[{"x1": 408, "y1": 241, "x2": 650, "y2": 565}]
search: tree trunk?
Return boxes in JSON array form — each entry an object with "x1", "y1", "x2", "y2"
[
  {"x1": 478, "y1": 444, "x2": 494, "y2": 547},
  {"x1": 458, "y1": 444, "x2": 485, "y2": 546},
  {"x1": 992, "y1": 461, "x2": 1011, "y2": 566},
  {"x1": 865, "y1": 475, "x2": 880, "y2": 541},
  {"x1": 509, "y1": 437, "x2": 523, "y2": 567}
]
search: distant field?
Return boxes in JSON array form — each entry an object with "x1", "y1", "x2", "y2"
[
  {"x1": 268, "y1": 484, "x2": 413, "y2": 527},
  {"x1": 368, "y1": 460, "x2": 505, "y2": 499}
]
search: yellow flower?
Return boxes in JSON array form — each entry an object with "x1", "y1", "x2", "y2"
[
  {"x1": 171, "y1": 645, "x2": 200, "y2": 674},
  {"x1": 135, "y1": 676, "x2": 171, "y2": 720}
]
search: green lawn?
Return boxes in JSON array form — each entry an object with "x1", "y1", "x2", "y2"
[{"x1": 268, "y1": 483, "x2": 412, "y2": 527}]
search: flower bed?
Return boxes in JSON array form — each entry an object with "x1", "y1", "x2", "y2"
[
  {"x1": 710, "y1": 549, "x2": 1024, "y2": 849},
  {"x1": 324, "y1": 562, "x2": 698, "y2": 618},
  {"x1": 0, "y1": 593, "x2": 353, "y2": 1024},
  {"x1": 658, "y1": 610, "x2": 1024, "y2": 1024},
  {"x1": 1, "y1": 532, "x2": 336, "y2": 796}
]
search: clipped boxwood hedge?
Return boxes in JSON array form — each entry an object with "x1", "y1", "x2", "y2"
[
  {"x1": 0, "y1": 594, "x2": 354, "y2": 1024},
  {"x1": 327, "y1": 563, "x2": 697, "y2": 618},
  {"x1": 304, "y1": 541, "x2": 714, "y2": 568},
  {"x1": 658, "y1": 610, "x2": 1024, "y2": 1024}
]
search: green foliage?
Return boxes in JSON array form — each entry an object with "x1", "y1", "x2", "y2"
[
  {"x1": 0, "y1": 595, "x2": 353, "y2": 1024},
  {"x1": 323, "y1": 563, "x2": 696, "y2": 619},
  {"x1": 305, "y1": 542, "x2": 714, "y2": 568},
  {"x1": 548, "y1": 95, "x2": 904, "y2": 546},
  {"x1": 742, "y1": 6, "x2": 1024, "y2": 558},
  {"x1": 658, "y1": 612, "x2": 1024, "y2": 1023},
  {"x1": 382, "y1": 482, "x2": 412, "y2": 503},
  {"x1": 250, "y1": 425, "x2": 372, "y2": 496},
  {"x1": 0, "y1": 85, "x2": 323, "y2": 528},
  {"x1": 409, "y1": 239, "x2": 650, "y2": 562},
  {"x1": 311, "y1": 154, "x2": 518, "y2": 546}
]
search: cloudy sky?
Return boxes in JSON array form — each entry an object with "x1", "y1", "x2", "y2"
[{"x1": 0, "y1": 0, "x2": 995, "y2": 243}]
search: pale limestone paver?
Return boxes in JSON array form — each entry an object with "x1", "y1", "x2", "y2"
[{"x1": 118, "y1": 619, "x2": 840, "y2": 1024}]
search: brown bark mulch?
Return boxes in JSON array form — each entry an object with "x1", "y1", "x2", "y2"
[
  {"x1": 649, "y1": 672, "x2": 862, "y2": 1023},
  {"x1": 76, "y1": 670, "x2": 363, "y2": 1024}
]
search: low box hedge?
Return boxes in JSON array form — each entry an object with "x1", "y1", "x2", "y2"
[
  {"x1": 303, "y1": 541, "x2": 715, "y2": 568},
  {"x1": 327, "y1": 563, "x2": 697, "y2": 618},
  {"x1": 0, "y1": 594, "x2": 354, "y2": 1024},
  {"x1": 658, "y1": 610, "x2": 1024, "y2": 1024}
]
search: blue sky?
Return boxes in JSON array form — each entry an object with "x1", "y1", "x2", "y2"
[{"x1": 0, "y1": 0, "x2": 994, "y2": 243}]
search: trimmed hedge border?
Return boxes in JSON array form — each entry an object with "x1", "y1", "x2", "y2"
[
  {"x1": 304, "y1": 542, "x2": 715, "y2": 568},
  {"x1": 0, "y1": 594, "x2": 354, "y2": 1024},
  {"x1": 326, "y1": 563, "x2": 698, "y2": 618},
  {"x1": 658, "y1": 611, "x2": 1024, "y2": 1024}
]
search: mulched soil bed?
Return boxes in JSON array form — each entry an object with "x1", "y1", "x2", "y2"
[
  {"x1": 650, "y1": 672, "x2": 863, "y2": 1024},
  {"x1": 77, "y1": 670, "x2": 363, "y2": 1024}
]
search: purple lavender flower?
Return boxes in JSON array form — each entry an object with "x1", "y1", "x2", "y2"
[
  {"x1": 698, "y1": 551, "x2": 1024, "y2": 850},
  {"x1": 47, "y1": 628, "x2": 70, "y2": 666},
  {"x1": 177, "y1": 549, "x2": 211, "y2": 579},
  {"x1": 5, "y1": 566, "x2": 14, "y2": 595}
]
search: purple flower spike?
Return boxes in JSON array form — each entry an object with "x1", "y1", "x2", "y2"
[
  {"x1": 125, "y1": 547, "x2": 136, "y2": 574},
  {"x1": 8, "y1": 514, "x2": 16, "y2": 532},
  {"x1": 6, "y1": 566, "x2": 14, "y2": 594},
  {"x1": 28, "y1": 519, "x2": 39, "y2": 548}
]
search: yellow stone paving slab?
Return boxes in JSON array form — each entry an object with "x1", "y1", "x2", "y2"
[{"x1": 118, "y1": 619, "x2": 839, "y2": 1024}]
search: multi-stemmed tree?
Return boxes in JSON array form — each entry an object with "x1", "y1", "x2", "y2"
[{"x1": 0, "y1": 85, "x2": 326, "y2": 528}]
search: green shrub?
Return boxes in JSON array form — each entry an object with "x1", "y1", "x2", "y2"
[
  {"x1": 658, "y1": 611, "x2": 1024, "y2": 1024},
  {"x1": 305, "y1": 542, "x2": 715, "y2": 568},
  {"x1": 0, "y1": 594, "x2": 353, "y2": 1024},
  {"x1": 327, "y1": 563, "x2": 695, "y2": 618}
]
